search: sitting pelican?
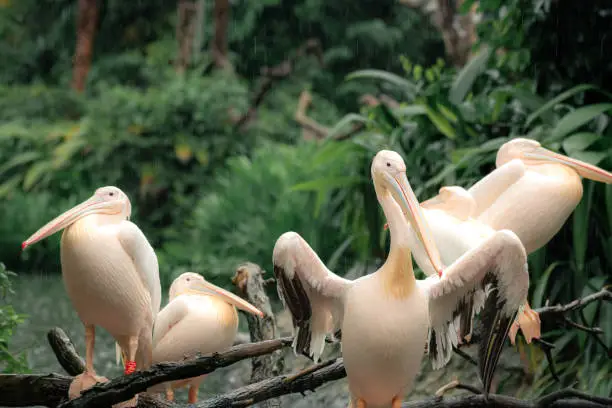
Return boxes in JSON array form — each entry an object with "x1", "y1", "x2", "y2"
[
  {"x1": 273, "y1": 150, "x2": 529, "y2": 407},
  {"x1": 416, "y1": 138, "x2": 612, "y2": 343},
  {"x1": 149, "y1": 272, "x2": 264, "y2": 403},
  {"x1": 22, "y1": 186, "x2": 160, "y2": 406}
]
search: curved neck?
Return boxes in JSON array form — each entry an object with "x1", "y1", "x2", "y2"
[{"x1": 378, "y1": 192, "x2": 415, "y2": 296}]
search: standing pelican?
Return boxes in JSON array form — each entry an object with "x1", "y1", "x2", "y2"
[
  {"x1": 416, "y1": 138, "x2": 612, "y2": 343},
  {"x1": 22, "y1": 186, "x2": 161, "y2": 405},
  {"x1": 150, "y1": 272, "x2": 264, "y2": 403},
  {"x1": 273, "y1": 150, "x2": 529, "y2": 407}
]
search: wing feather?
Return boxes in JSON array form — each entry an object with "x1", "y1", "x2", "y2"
[
  {"x1": 117, "y1": 221, "x2": 162, "y2": 319},
  {"x1": 273, "y1": 232, "x2": 351, "y2": 362},
  {"x1": 419, "y1": 229, "x2": 529, "y2": 392}
]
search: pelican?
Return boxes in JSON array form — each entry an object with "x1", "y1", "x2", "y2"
[
  {"x1": 149, "y1": 272, "x2": 264, "y2": 403},
  {"x1": 273, "y1": 150, "x2": 529, "y2": 407},
  {"x1": 415, "y1": 138, "x2": 612, "y2": 344},
  {"x1": 22, "y1": 186, "x2": 161, "y2": 405}
]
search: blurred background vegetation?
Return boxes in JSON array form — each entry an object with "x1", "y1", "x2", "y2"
[{"x1": 0, "y1": 0, "x2": 611, "y2": 402}]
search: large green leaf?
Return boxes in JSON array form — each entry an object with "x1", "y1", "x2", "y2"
[
  {"x1": 525, "y1": 84, "x2": 609, "y2": 128},
  {"x1": 561, "y1": 132, "x2": 601, "y2": 154},
  {"x1": 448, "y1": 45, "x2": 492, "y2": 105},
  {"x1": 551, "y1": 103, "x2": 612, "y2": 140},
  {"x1": 346, "y1": 69, "x2": 417, "y2": 99},
  {"x1": 422, "y1": 104, "x2": 457, "y2": 139},
  {"x1": 0, "y1": 151, "x2": 41, "y2": 177}
]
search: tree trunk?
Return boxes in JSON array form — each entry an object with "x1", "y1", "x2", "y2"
[
  {"x1": 175, "y1": 0, "x2": 198, "y2": 74},
  {"x1": 211, "y1": 0, "x2": 231, "y2": 70},
  {"x1": 71, "y1": 0, "x2": 99, "y2": 92}
]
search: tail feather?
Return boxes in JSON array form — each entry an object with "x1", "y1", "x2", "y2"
[{"x1": 115, "y1": 342, "x2": 127, "y2": 366}]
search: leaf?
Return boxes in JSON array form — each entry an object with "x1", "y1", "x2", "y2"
[
  {"x1": 570, "y1": 151, "x2": 607, "y2": 166},
  {"x1": 448, "y1": 45, "x2": 492, "y2": 105},
  {"x1": 0, "y1": 175, "x2": 22, "y2": 198},
  {"x1": 23, "y1": 161, "x2": 52, "y2": 191},
  {"x1": 0, "y1": 151, "x2": 41, "y2": 177},
  {"x1": 531, "y1": 262, "x2": 559, "y2": 308},
  {"x1": 551, "y1": 103, "x2": 612, "y2": 140},
  {"x1": 525, "y1": 84, "x2": 604, "y2": 127},
  {"x1": 561, "y1": 132, "x2": 601, "y2": 154},
  {"x1": 396, "y1": 105, "x2": 427, "y2": 116},
  {"x1": 346, "y1": 69, "x2": 417, "y2": 99},
  {"x1": 422, "y1": 104, "x2": 457, "y2": 139}
]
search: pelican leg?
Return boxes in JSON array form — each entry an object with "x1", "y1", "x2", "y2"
[
  {"x1": 68, "y1": 325, "x2": 109, "y2": 399},
  {"x1": 391, "y1": 396, "x2": 403, "y2": 408},
  {"x1": 165, "y1": 385, "x2": 174, "y2": 401},
  {"x1": 188, "y1": 385, "x2": 199, "y2": 403},
  {"x1": 124, "y1": 336, "x2": 139, "y2": 375},
  {"x1": 508, "y1": 301, "x2": 541, "y2": 345}
]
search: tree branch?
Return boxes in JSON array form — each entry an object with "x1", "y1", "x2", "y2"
[
  {"x1": 47, "y1": 328, "x2": 85, "y2": 376},
  {"x1": 234, "y1": 39, "x2": 323, "y2": 130},
  {"x1": 534, "y1": 288, "x2": 611, "y2": 316},
  {"x1": 57, "y1": 337, "x2": 293, "y2": 408}
]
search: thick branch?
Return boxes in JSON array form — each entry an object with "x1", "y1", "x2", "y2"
[
  {"x1": 197, "y1": 359, "x2": 346, "y2": 408},
  {"x1": 0, "y1": 374, "x2": 71, "y2": 407},
  {"x1": 47, "y1": 328, "x2": 86, "y2": 376},
  {"x1": 58, "y1": 338, "x2": 293, "y2": 408}
]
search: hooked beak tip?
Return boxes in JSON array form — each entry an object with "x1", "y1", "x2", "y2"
[{"x1": 21, "y1": 241, "x2": 28, "y2": 251}]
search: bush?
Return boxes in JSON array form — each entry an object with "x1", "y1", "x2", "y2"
[
  {"x1": 0, "y1": 263, "x2": 28, "y2": 373},
  {"x1": 160, "y1": 140, "x2": 364, "y2": 287}
]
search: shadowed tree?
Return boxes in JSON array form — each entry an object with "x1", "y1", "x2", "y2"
[{"x1": 71, "y1": 0, "x2": 99, "y2": 92}]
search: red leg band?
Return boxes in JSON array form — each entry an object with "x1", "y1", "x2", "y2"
[{"x1": 124, "y1": 360, "x2": 137, "y2": 375}]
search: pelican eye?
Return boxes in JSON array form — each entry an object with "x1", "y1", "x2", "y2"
[{"x1": 386, "y1": 162, "x2": 391, "y2": 167}]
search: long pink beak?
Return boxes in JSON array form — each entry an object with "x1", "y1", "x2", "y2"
[
  {"x1": 190, "y1": 280, "x2": 264, "y2": 318},
  {"x1": 22, "y1": 195, "x2": 109, "y2": 250},
  {"x1": 385, "y1": 172, "x2": 445, "y2": 276},
  {"x1": 526, "y1": 147, "x2": 612, "y2": 183}
]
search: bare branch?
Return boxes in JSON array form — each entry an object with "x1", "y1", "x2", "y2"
[
  {"x1": 534, "y1": 288, "x2": 611, "y2": 315},
  {"x1": 234, "y1": 39, "x2": 323, "y2": 130},
  {"x1": 294, "y1": 90, "x2": 330, "y2": 140}
]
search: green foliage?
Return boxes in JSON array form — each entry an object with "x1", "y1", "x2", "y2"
[
  {"x1": 161, "y1": 141, "x2": 363, "y2": 286},
  {"x1": 0, "y1": 263, "x2": 28, "y2": 373}
]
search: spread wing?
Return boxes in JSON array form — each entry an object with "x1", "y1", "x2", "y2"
[
  {"x1": 273, "y1": 232, "x2": 352, "y2": 363},
  {"x1": 418, "y1": 230, "x2": 529, "y2": 393},
  {"x1": 117, "y1": 221, "x2": 162, "y2": 319}
]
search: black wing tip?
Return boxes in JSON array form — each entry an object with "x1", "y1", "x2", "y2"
[{"x1": 477, "y1": 289, "x2": 517, "y2": 395}]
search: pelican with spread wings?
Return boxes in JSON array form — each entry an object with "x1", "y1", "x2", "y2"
[
  {"x1": 415, "y1": 138, "x2": 612, "y2": 344},
  {"x1": 273, "y1": 150, "x2": 529, "y2": 407},
  {"x1": 22, "y1": 186, "x2": 160, "y2": 407}
]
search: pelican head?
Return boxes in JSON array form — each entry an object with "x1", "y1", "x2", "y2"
[
  {"x1": 497, "y1": 138, "x2": 612, "y2": 183},
  {"x1": 169, "y1": 272, "x2": 264, "y2": 318},
  {"x1": 372, "y1": 150, "x2": 444, "y2": 276},
  {"x1": 22, "y1": 186, "x2": 131, "y2": 250}
]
